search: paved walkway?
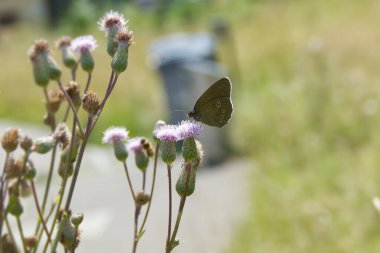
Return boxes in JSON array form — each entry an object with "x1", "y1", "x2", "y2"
[{"x1": 0, "y1": 121, "x2": 249, "y2": 253}]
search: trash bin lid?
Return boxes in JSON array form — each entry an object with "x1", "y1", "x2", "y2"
[{"x1": 149, "y1": 32, "x2": 216, "y2": 68}]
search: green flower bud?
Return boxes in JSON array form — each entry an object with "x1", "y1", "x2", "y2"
[
  {"x1": 113, "y1": 141, "x2": 128, "y2": 161},
  {"x1": 135, "y1": 150, "x2": 149, "y2": 172},
  {"x1": 61, "y1": 145, "x2": 78, "y2": 165},
  {"x1": 176, "y1": 163, "x2": 196, "y2": 197},
  {"x1": 111, "y1": 31, "x2": 133, "y2": 74},
  {"x1": 160, "y1": 141, "x2": 176, "y2": 165},
  {"x1": 62, "y1": 45, "x2": 77, "y2": 68},
  {"x1": 47, "y1": 56, "x2": 61, "y2": 80},
  {"x1": 135, "y1": 192, "x2": 150, "y2": 206},
  {"x1": 7, "y1": 194, "x2": 23, "y2": 217},
  {"x1": 107, "y1": 26, "x2": 118, "y2": 56},
  {"x1": 25, "y1": 162, "x2": 37, "y2": 180},
  {"x1": 33, "y1": 136, "x2": 56, "y2": 154},
  {"x1": 182, "y1": 137, "x2": 197, "y2": 162},
  {"x1": 71, "y1": 213, "x2": 84, "y2": 227},
  {"x1": 59, "y1": 213, "x2": 78, "y2": 250},
  {"x1": 32, "y1": 54, "x2": 50, "y2": 87},
  {"x1": 80, "y1": 50, "x2": 94, "y2": 73},
  {"x1": 58, "y1": 161, "x2": 73, "y2": 178}
]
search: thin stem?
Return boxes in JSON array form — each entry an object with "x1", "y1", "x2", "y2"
[
  {"x1": 36, "y1": 144, "x2": 57, "y2": 235},
  {"x1": 16, "y1": 216, "x2": 28, "y2": 253},
  {"x1": 40, "y1": 118, "x2": 78, "y2": 253},
  {"x1": 0, "y1": 152, "x2": 10, "y2": 241},
  {"x1": 5, "y1": 216, "x2": 16, "y2": 245},
  {"x1": 30, "y1": 180, "x2": 52, "y2": 242},
  {"x1": 83, "y1": 72, "x2": 92, "y2": 94},
  {"x1": 63, "y1": 105, "x2": 70, "y2": 123},
  {"x1": 138, "y1": 143, "x2": 160, "y2": 234},
  {"x1": 132, "y1": 205, "x2": 141, "y2": 253},
  {"x1": 57, "y1": 79, "x2": 84, "y2": 134},
  {"x1": 34, "y1": 199, "x2": 57, "y2": 253},
  {"x1": 168, "y1": 163, "x2": 192, "y2": 251},
  {"x1": 165, "y1": 164, "x2": 173, "y2": 252},
  {"x1": 64, "y1": 117, "x2": 92, "y2": 211},
  {"x1": 142, "y1": 171, "x2": 146, "y2": 192},
  {"x1": 71, "y1": 62, "x2": 79, "y2": 81},
  {"x1": 43, "y1": 88, "x2": 56, "y2": 132},
  {"x1": 122, "y1": 161, "x2": 136, "y2": 202}
]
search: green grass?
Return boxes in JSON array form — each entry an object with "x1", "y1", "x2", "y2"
[{"x1": 3, "y1": 0, "x2": 380, "y2": 252}]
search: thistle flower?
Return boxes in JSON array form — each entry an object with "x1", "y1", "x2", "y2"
[
  {"x1": 98, "y1": 10, "x2": 128, "y2": 56},
  {"x1": 71, "y1": 35, "x2": 97, "y2": 72},
  {"x1": 102, "y1": 127, "x2": 129, "y2": 161},
  {"x1": 177, "y1": 120, "x2": 203, "y2": 140},
  {"x1": 153, "y1": 124, "x2": 180, "y2": 164}
]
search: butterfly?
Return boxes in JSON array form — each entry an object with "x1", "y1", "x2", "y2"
[{"x1": 188, "y1": 77, "x2": 233, "y2": 128}]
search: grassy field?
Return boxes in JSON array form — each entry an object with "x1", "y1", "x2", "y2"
[{"x1": 2, "y1": 0, "x2": 380, "y2": 252}]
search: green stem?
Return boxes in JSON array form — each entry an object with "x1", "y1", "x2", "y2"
[
  {"x1": 122, "y1": 161, "x2": 136, "y2": 202},
  {"x1": 138, "y1": 143, "x2": 159, "y2": 234},
  {"x1": 5, "y1": 216, "x2": 16, "y2": 245},
  {"x1": 0, "y1": 152, "x2": 10, "y2": 245},
  {"x1": 132, "y1": 205, "x2": 141, "y2": 253},
  {"x1": 16, "y1": 216, "x2": 28, "y2": 253},
  {"x1": 168, "y1": 163, "x2": 192, "y2": 252},
  {"x1": 165, "y1": 164, "x2": 173, "y2": 252}
]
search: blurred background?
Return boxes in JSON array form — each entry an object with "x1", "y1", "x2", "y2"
[{"x1": 2, "y1": 0, "x2": 380, "y2": 252}]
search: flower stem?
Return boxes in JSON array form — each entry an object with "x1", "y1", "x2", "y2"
[
  {"x1": 168, "y1": 163, "x2": 192, "y2": 252},
  {"x1": 16, "y1": 216, "x2": 28, "y2": 253},
  {"x1": 138, "y1": 143, "x2": 160, "y2": 235},
  {"x1": 165, "y1": 164, "x2": 173, "y2": 253},
  {"x1": 30, "y1": 180, "x2": 52, "y2": 242},
  {"x1": 122, "y1": 161, "x2": 136, "y2": 202},
  {"x1": 0, "y1": 152, "x2": 10, "y2": 243},
  {"x1": 132, "y1": 205, "x2": 141, "y2": 253},
  {"x1": 84, "y1": 72, "x2": 92, "y2": 94}
]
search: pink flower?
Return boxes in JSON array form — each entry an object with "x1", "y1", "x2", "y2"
[
  {"x1": 177, "y1": 120, "x2": 203, "y2": 140},
  {"x1": 71, "y1": 35, "x2": 97, "y2": 52},
  {"x1": 98, "y1": 10, "x2": 128, "y2": 35},
  {"x1": 102, "y1": 127, "x2": 129, "y2": 144}
]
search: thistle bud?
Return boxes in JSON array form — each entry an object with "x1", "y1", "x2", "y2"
[
  {"x1": 2, "y1": 234, "x2": 18, "y2": 253},
  {"x1": 19, "y1": 179, "x2": 32, "y2": 198},
  {"x1": 175, "y1": 163, "x2": 196, "y2": 197},
  {"x1": 33, "y1": 136, "x2": 56, "y2": 154},
  {"x1": 135, "y1": 192, "x2": 150, "y2": 206},
  {"x1": 182, "y1": 137, "x2": 197, "y2": 162},
  {"x1": 71, "y1": 213, "x2": 84, "y2": 227},
  {"x1": 59, "y1": 213, "x2": 78, "y2": 250},
  {"x1": 58, "y1": 161, "x2": 73, "y2": 178},
  {"x1": 20, "y1": 135, "x2": 33, "y2": 152},
  {"x1": 113, "y1": 141, "x2": 128, "y2": 162},
  {"x1": 25, "y1": 161, "x2": 37, "y2": 180},
  {"x1": 1, "y1": 128, "x2": 20, "y2": 153},
  {"x1": 28, "y1": 39, "x2": 50, "y2": 87},
  {"x1": 111, "y1": 31, "x2": 133, "y2": 74},
  {"x1": 46, "y1": 89, "x2": 64, "y2": 114},
  {"x1": 80, "y1": 50, "x2": 94, "y2": 73},
  {"x1": 135, "y1": 150, "x2": 149, "y2": 172},
  {"x1": 56, "y1": 36, "x2": 77, "y2": 68},
  {"x1": 82, "y1": 91, "x2": 100, "y2": 117},
  {"x1": 65, "y1": 81, "x2": 82, "y2": 109},
  {"x1": 7, "y1": 194, "x2": 23, "y2": 217},
  {"x1": 160, "y1": 141, "x2": 176, "y2": 165},
  {"x1": 25, "y1": 236, "x2": 38, "y2": 250},
  {"x1": 47, "y1": 55, "x2": 62, "y2": 80}
]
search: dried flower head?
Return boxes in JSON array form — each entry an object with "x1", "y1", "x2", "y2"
[
  {"x1": 71, "y1": 35, "x2": 97, "y2": 52},
  {"x1": 153, "y1": 124, "x2": 180, "y2": 142},
  {"x1": 20, "y1": 135, "x2": 33, "y2": 152},
  {"x1": 46, "y1": 89, "x2": 64, "y2": 113},
  {"x1": 82, "y1": 91, "x2": 100, "y2": 116},
  {"x1": 98, "y1": 10, "x2": 128, "y2": 35},
  {"x1": 102, "y1": 127, "x2": 129, "y2": 144},
  {"x1": 1, "y1": 128, "x2": 20, "y2": 153},
  {"x1": 177, "y1": 120, "x2": 203, "y2": 140},
  {"x1": 117, "y1": 30, "x2": 134, "y2": 46},
  {"x1": 65, "y1": 81, "x2": 82, "y2": 109},
  {"x1": 53, "y1": 123, "x2": 71, "y2": 149}
]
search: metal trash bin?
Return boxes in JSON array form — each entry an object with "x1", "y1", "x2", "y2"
[{"x1": 149, "y1": 32, "x2": 231, "y2": 165}]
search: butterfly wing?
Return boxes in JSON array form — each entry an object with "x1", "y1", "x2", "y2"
[
  {"x1": 193, "y1": 77, "x2": 232, "y2": 110},
  {"x1": 189, "y1": 77, "x2": 233, "y2": 127},
  {"x1": 194, "y1": 96, "x2": 233, "y2": 127}
]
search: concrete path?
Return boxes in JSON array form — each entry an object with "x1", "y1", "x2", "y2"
[{"x1": 0, "y1": 121, "x2": 249, "y2": 253}]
